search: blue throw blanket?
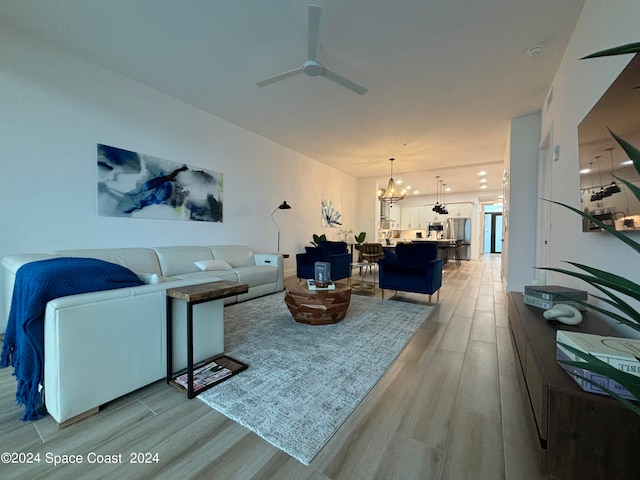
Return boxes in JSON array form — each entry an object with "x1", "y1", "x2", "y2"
[{"x1": 0, "y1": 257, "x2": 144, "y2": 421}]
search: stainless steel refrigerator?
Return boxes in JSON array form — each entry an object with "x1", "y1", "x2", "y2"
[{"x1": 445, "y1": 218, "x2": 471, "y2": 260}]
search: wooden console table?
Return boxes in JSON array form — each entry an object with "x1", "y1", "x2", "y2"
[
  {"x1": 508, "y1": 292, "x2": 640, "y2": 479},
  {"x1": 166, "y1": 280, "x2": 248, "y2": 398}
]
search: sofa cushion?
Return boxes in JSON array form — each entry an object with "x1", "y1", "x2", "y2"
[
  {"x1": 53, "y1": 248, "x2": 162, "y2": 276},
  {"x1": 210, "y1": 246, "x2": 256, "y2": 268},
  {"x1": 169, "y1": 271, "x2": 237, "y2": 282},
  {"x1": 194, "y1": 259, "x2": 233, "y2": 271},
  {"x1": 234, "y1": 265, "x2": 278, "y2": 287},
  {"x1": 136, "y1": 272, "x2": 165, "y2": 284},
  {"x1": 154, "y1": 246, "x2": 214, "y2": 277}
]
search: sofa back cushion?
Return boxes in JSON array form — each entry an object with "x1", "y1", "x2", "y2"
[
  {"x1": 395, "y1": 242, "x2": 438, "y2": 270},
  {"x1": 53, "y1": 248, "x2": 162, "y2": 276},
  {"x1": 154, "y1": 246, "x2": 214, "y2": 277},
  {"x1": 210, "y1": 245, "x2": 256, "y2": 268}
]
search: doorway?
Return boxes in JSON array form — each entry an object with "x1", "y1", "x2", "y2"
[{"x1": 484, "y1": 212, "x2": 503, "y2": 254}]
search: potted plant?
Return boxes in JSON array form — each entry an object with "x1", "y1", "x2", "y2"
[
  {"x1": 310, "y1": 234, "x2": 327, "y2": 247},
  {"x1": 540, "y1": 43, "x2": 640, "y2": 416},
  {"x1": 354, "y1": 231, "x2": 366, "y2": 262}
]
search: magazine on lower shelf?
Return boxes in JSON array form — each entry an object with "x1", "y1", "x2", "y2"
[
  {"x1": 307, "y1": 279, "x2": 335, "y2": 290},
  {"x1": 174, "y1": 361, "x2": 232, "y2": 391}
]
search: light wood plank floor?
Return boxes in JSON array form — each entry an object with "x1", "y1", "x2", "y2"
[{"x1": 0, "y1": 255, "x2": 545, "y2": 479}]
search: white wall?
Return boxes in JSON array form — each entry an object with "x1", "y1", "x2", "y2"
[
  {"x1": 503, "y1": 112, "x2": 541, "y2": 292},
  {"x1": 540, "y1": 0, "x2": 640, "y2": 334},
  {"x1": 0, "y1": 24, "x2": 358, "y2": 317}
]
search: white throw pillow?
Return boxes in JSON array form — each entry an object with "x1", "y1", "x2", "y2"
[
  {"x1": 137, "y1": 272, "x2": 165, "y2": 284},
  {"x1": 194, "y1": 259, "x2": 233, "y2": 271}
]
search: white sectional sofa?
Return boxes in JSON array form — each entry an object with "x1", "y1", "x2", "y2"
[{"x1": 1, "y1": 245, "x2": 284, "y2": 425}]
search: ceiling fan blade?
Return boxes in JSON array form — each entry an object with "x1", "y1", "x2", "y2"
[
  {"x1": 307, "y1": 5, "x2": 321, "y2": 60},
  {"x1": 255, "y1": 67, "x2": 304, "y2": 87},
  {"x1": 321, "y1": 67, "x2": 368, "y2": 95}
]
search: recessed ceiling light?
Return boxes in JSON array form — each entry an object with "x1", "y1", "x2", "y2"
[
  {"x1": 480, "y1": 185, "x2": 487, "y2": 189},
  {"x1": 527, "y1": 44, "x2": 544, "y2": 57},
  {"x1": 480, "y1": 178, "x2": 487, "y2": 183},
  {"x1": 579, "y1": 168, "x2": 591, "y2": 174},
  {"x1": 413, "y1": 190, "x2": 419, "y2": 195},
  {"x1": 396, "y1": 180, "x2": 403, "y2": 185},
  {"x1": 478, "y1": 171, "x2": 487, "y2": 176},
  {"x1": 445, "y1": 186, "x2": 451, "y2": 192},
  {"x1": 406, "y1": 185, "x2": 412, "y2": 190},
  {"x1": 623, "y1": 160, "x2": 633, "y2": 165}
]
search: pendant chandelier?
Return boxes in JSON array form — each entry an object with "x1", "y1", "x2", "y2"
[{"x1": 379, "y1": 158, "x2": 406, "y2": 204}]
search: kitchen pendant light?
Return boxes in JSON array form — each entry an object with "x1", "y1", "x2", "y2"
[
  {"x1": 432, "y1": 176, "x2": 441, "y2": 212},
  {"x1": 440, "y1": 181, "x2": 449, "y2": 215},
  {"x1": 604, "y1": 147, "x2": 621, "y2": 195},
  {"x1": 597, "y1": 155, "x2": 611, "y2": 197},
  {"x1": 379, "y1": 158, "x2": 406, "y2": 204},
  {"x1": 591, "y1": 157, "x2": 604, "y2": 201}
]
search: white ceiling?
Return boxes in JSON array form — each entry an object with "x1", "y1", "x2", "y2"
[{"x1": 0, "y1": 0, "x2": 586, "y2": 198}]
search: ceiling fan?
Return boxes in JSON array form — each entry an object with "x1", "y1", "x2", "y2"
[{"x1": 255, "y1": 5, "x2": 368, "y2": 95}]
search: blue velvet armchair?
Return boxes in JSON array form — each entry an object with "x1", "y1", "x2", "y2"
[
  {"x1": 296, "y1": 241, "x2": 352, "y2": 282},
  {"x1": 377, "y1": 242, "x2": 443, "y2": 305}
]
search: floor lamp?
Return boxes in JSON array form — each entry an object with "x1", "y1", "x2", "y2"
[{"x1": 271, "y1": 201, "x2": 292, "y2": 253}]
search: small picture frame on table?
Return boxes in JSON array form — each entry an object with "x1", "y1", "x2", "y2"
[{"x1": 314, "y1": 261, "x2": 331, "y2": 287}]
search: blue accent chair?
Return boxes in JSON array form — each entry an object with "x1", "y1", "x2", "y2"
[
  {"x1": 296, "y1": 241, "x2": 352, "y2": 282},
  {"x1": 377, "y1": 242, "x2": 443, "y2": 305}
]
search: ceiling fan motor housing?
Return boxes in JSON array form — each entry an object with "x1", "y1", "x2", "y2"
[{"x1": 303, "y1": 59, "x2": 323, "y2": 76}]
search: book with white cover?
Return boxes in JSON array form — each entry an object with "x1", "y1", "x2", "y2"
[
  {"x1": 556, "y1": 346, "x2": 637, "y2": 399},
  {"x1": 556, "y1": 330, "x2": 640, "y2": 376}
]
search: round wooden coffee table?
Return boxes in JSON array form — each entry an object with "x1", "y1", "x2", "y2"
[{"x1": 284, "y1": 282, "x2": 352, "y2": 325}]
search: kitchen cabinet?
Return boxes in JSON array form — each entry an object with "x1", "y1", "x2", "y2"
[
  {"x1": 447, "y1": 203, "x2": 474, "y2": 217},
  {"x1": 389, "y1": 204, "x2": 401, "y2": 226},
  {"x1": 400, "y1": 206, "x2": 427, "y2": 229},
  {"x1": 380, "y1": 201, "x2": 402, "y2": 229}
]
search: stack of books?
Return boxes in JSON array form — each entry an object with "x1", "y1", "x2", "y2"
[
  {"x1": 524, "y1": 285, "x2": 588, "y2": 310},
  {"x1": 556, "y1": 330, "x2": 640, "y2": 400},
  {"x1": 307, "y1": 279, "x2": 335, "y2": 290}
]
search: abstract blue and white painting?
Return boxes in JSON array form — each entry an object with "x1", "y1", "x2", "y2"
[
  {"x1": 97, "y1": 144, "x2": 223, "y2": 222},
  {"x1": 321, "y1": 199, "x2": 342, "y2": 227}
]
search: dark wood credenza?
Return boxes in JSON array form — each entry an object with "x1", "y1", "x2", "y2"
[{"x1": 508, "y1": 293, "x2": 640, "y2": 480}]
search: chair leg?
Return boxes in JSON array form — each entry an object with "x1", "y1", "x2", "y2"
[
  {"x1": 428, "y1": 290, "x2": 440, "y2": 306},
  {"x1": 381, "y1": 288, "x2": 384, "y2": 299}
]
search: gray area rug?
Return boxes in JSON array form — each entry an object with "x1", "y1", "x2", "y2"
[{"x1": 198, "y1": 292, "x2": 433, "y2": 465}]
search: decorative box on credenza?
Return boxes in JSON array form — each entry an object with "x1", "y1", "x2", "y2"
[{"x1": 507, "y1": 292, "x2": 640, "y2": 480}]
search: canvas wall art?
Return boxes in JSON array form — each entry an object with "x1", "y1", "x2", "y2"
[
  {"x1": 97, "y1": 144, "x2": 223, "y2": 222},
  {"x1": 321, "y1": 199, "x2": 342, "y2": 227}
]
